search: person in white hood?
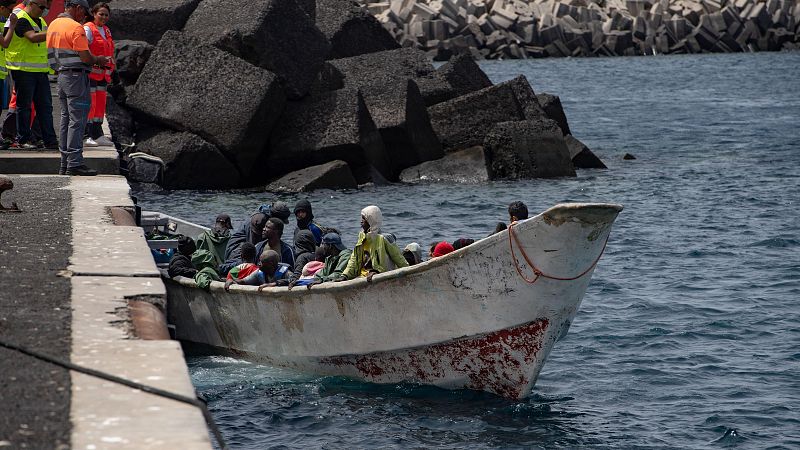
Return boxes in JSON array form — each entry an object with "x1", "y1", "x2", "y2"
[{"x1": 338, "y1": 205, "x2": 408, "y2": 282}]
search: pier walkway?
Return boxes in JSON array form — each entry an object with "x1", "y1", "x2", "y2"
[{"x1": 0, "y1": 175, "x2": 210, "y2": 449}]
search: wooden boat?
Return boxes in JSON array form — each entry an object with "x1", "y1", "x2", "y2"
[{"x1": 145, "y1": 203, "x2": 622, "y2": 399}]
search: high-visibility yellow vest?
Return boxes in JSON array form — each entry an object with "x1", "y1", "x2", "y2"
[
  {"x1": 6, "y1": 11, "x2": 49, "y2": 73},
  {"x1": 0, "y1": 48, "x2": 7, "y2": 80}
]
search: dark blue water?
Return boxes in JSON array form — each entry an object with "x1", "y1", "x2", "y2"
[{"x1": 133, "y1": 52, "x2": 800, "y2": 448}]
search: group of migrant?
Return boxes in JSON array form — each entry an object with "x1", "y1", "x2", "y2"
[{"x1": 166, "y1": 199, "x2": 530, "y2": 290}]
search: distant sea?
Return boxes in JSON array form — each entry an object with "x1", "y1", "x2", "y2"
[{"x1": 133, "y1": 52, "x2": 800, "y2": 448}]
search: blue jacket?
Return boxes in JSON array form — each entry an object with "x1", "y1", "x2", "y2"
[{"x1": 255, "y1": 239, "x2": 295, "y2": 270}]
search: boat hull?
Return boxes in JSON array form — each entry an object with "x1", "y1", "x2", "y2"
[{"x1": 165, "y1": 203, "x2": 622, "y2": 399}]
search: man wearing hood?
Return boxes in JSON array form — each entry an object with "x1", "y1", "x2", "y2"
[
  {"x1": 339, "y1": 205, "x2": 408, "y2": 282},
  {"x1": 292, "y1": 229, "x2": 317, "y2": 275},
  {"x1": 196, "y1": 213, "x2": 233, "y2": 268},
  {"x1": 293, "y1": 199, "x2": 323, "y2": 245}
]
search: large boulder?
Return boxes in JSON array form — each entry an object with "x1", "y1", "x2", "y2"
[
  {"x1": 484, "y1": 119, "x2": 576, "y2": 179},
  {"x1": 327, "y1": 49, "x2": 446, "y2": 174},
  {"x1": 419, "y1": 53, "x2": 494, "y2": 106},
  {"x1": 565, "y1": 135, "x2": 607, "y2": 169},
  {"x1": 316, "y1": 0, "x2": 399, "y2": 59},
  {"x1": 109, "y1": 0, "x2": 201, "y2": 44},
  {"x1": 105, "y1": 96, "x2": 135, "y2": 147},
  {"x1": 183, "y1": 0, "x2": 330, "y2": 99},
  {"x1": 536, "y1": 93, "x2": 572, "y2": 135},
  {"x1": 126, "y1": 31, "x2": 286, "y2": 177},
  {"x1": 362, "y1": 80, "x2": 443, "y2": 176},
  {"x1": 427, "y1": 82, "x2": 525, "y2": 153},
  {"x1": 266, "y1": 160, "x2": 358, "y2": 192},
  {"x1": 113, "y1": 40, "x2": 154, "y2": 86},
  {"x1": 266, "y1": 88, "x2": 391, "y2": 184},
  {"x1": 136, "y1": 128, "x2": 241, "y2": 189},
  {"x1": 399, "y1": 146, "x2": 490, "y2": 183}
]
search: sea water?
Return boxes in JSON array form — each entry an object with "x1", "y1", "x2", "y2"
[{"x1": 133, "y1": 52, "x2": 800, "y2": 448}]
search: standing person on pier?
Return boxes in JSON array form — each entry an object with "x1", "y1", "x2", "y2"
[
  {"x1": 46, "y1": 0, "x2": 109, "y2": 175},
  {"x1": 6, "y1": 0, "x2": 59, "y2": 151},
  {"x1": 82, "y1": 1, "x2": 113, "y2": 147},
  {"x1": 0, "y1": 0, "x2": 18, "y2": 149}
]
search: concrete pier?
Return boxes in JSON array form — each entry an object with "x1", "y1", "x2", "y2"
[{"x1": 0, "y1": 175, "x2": 210, "y2": 449}]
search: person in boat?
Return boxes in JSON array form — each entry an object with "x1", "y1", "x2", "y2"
[
  {"x1": 192, "y1": 249, "x2": 221, "y2": 290},
  {"x1": 256, "y1": 249, "x2": 292, "y2": 291},
  {"x1": 219, "y1": 202, "x2": 291, "y2": 275},
  {"x1": 287, "y1": 256, "x2": 325, "y2": 289},
  {"x1": 402, "y1": 242, "x2": 423, "y2": 265},
  {"x1": 255, "y1": 217, "x2": 295, "y2": 269},
  {"x1": 168, "y1": 235, "x2": 197, "y2": 278},
  {"x1": 219, "y1": 212, "x2": 268, "y2": 275},
  {"x1": 508, "y1": 201, "x2": 529, "y2": 222},
  {"x1": 491, "y1": 221, "x2": 507, "y2": 235},
  {"x1": 452, "y1": 238, "x2": 474, "y2": 250},
  {"x1": 431, "y1": 241, "x2": 455, "y2": 258},
  {"x1": 196, "y1": 213, "x2": 233, "y2": 268},
  {"x1": 292, "y1": 229, "x2": 317, "y2": 275},
  {"x1": 224, "y1": 243, "x2": 262, "y2": 291},
  {"x1": 337, "y1": 205, "x2": 408, "y2": 283},
  {"x1": 298, "y1": 232, "x2": 351, "y2": 289},
  {"x1": 293, "y1": 199, "x2": 323, "y2": 245}
]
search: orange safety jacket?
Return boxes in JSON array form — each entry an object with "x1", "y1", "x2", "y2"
[{"x1": 85, "y1": 22, "x2": 113, "y2": 82}]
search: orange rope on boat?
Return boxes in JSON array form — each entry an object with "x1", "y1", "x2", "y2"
[{"x1": 508, "y1": 221, "x2": 609, "y2": 284}]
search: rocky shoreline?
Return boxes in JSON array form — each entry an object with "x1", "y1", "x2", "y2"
[
  {"x1": 106, "y1": 0, "x2": 607, "y2": 191},
  {"x1": 364, "y1": 0, "x2": 800, "y2": 59}
]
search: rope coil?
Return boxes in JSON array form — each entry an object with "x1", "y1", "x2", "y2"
[{"x1": 507, "y1": 221, "x2": 609, "y2": 284}]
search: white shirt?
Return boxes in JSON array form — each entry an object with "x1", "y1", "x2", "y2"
[{"x1": 84, "y1": 24, "x2": 106, "y2": 44}]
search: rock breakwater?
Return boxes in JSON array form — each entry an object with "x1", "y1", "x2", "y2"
[{"x1": 361, "y1": 0, "x2": 800, "y2": 59}]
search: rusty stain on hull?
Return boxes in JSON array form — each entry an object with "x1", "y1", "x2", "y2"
[{"x1": 320, "y1": 319, "x2": 550, "y2": 399}]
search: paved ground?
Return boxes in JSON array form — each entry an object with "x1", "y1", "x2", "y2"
[{"x1": 0, "y1": 176, "x2": 72, "y2": 448}]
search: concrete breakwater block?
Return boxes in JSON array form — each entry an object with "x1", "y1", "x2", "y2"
[
  {"x1": 113, "y1": 40, "x2": 154, "y2": 86},
  {"x1": 536, "y1": 93, "x2": 571, "y2": 136},
  {"x1": 565, "y1": 134, "x2": 607, "y2": 169},
  {"x1": 136, "y1": 128, "x2": 242, "y2": 189},
  {"x1": 109, "y1": 0, "x2": 201, "y2": 44},
  {"x1": 266, "y1": 160, "x2": 359, "y2": 192},
  {"x1": 105, "y1": 96, "x2": 135, "y2": 147},
  {"x1": 427, "y1": 82, "x2": 525, "y2": 153},
  {"x1": 267, "y1": 88, "x2": 391, "y2": 184},
  {"x1": 183, "y1": 0, "x2": 330, "y2": 99},
  {"x1": 484, "y1": 118, "x2": 576, "y2": 179},
  {"x1": 362, "y1": 79, "x2": 444, "y2": 175},
  {"x1": 316, "y1": 0, "x2": 400, "y2": 59},
  {"x1": 126, "y1": 31, "x2": 286, "y2": 177},
  {"x1": 506, "y1": 75, "x2": 547, "y2": 120},
  {"x1": 399, "y1": 146, "x2": 490, "y2": 183},
  {"x1": 419, "y1": 53, "x2": 494, "y2": 106}
]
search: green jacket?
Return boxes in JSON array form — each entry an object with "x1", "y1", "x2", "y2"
[
  {"x1": 191, "y1": 250, "x2": 221, "y2": 290},
  {"x1": 315, "y1": 249, "x2": 353, "y2": 282},
  {"x1": 196, "y1": 230, "x2": 230, "y2": 269},
  {"x1": 341, "y1": 232, "x2": 408, "y2": 280}
]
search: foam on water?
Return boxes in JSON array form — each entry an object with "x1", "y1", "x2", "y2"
[{"x1": 134, "y1": 52, "x2": 800, "y2": 448}]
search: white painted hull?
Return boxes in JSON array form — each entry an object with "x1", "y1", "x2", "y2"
[{"x1": 165, "y1": 203, "x2": 622, "y2": 399}]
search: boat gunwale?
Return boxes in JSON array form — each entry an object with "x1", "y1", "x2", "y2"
[{"x1": 163, "y1": 202, "x2": 623, "y2": 297}]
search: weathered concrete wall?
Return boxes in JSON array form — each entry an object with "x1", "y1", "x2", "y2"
[{"x1": 362, "y1": 0, "x2": 800, "y2": 59}]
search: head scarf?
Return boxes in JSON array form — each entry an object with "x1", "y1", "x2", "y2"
[
  {"x1": 403, "y1": 242, "x2": 423, "y2": 264},
  {"x1": 361, "y1": 205, "x2": 382, "y2": 235}
]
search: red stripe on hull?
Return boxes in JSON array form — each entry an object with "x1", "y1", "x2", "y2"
[{"x1": 320, "y1": 318, "x2": 550, "y2": 399}]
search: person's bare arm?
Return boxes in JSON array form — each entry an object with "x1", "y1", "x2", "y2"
[
  {"x1": 23, "y1": 29, "x2": 45, "y2": 43},
  {"x1": 77, "y1": 49, "x2": 108, "y2": 66},
  {"x1": 1, "y1": 15, "x2": 18, "y2": 48}
]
